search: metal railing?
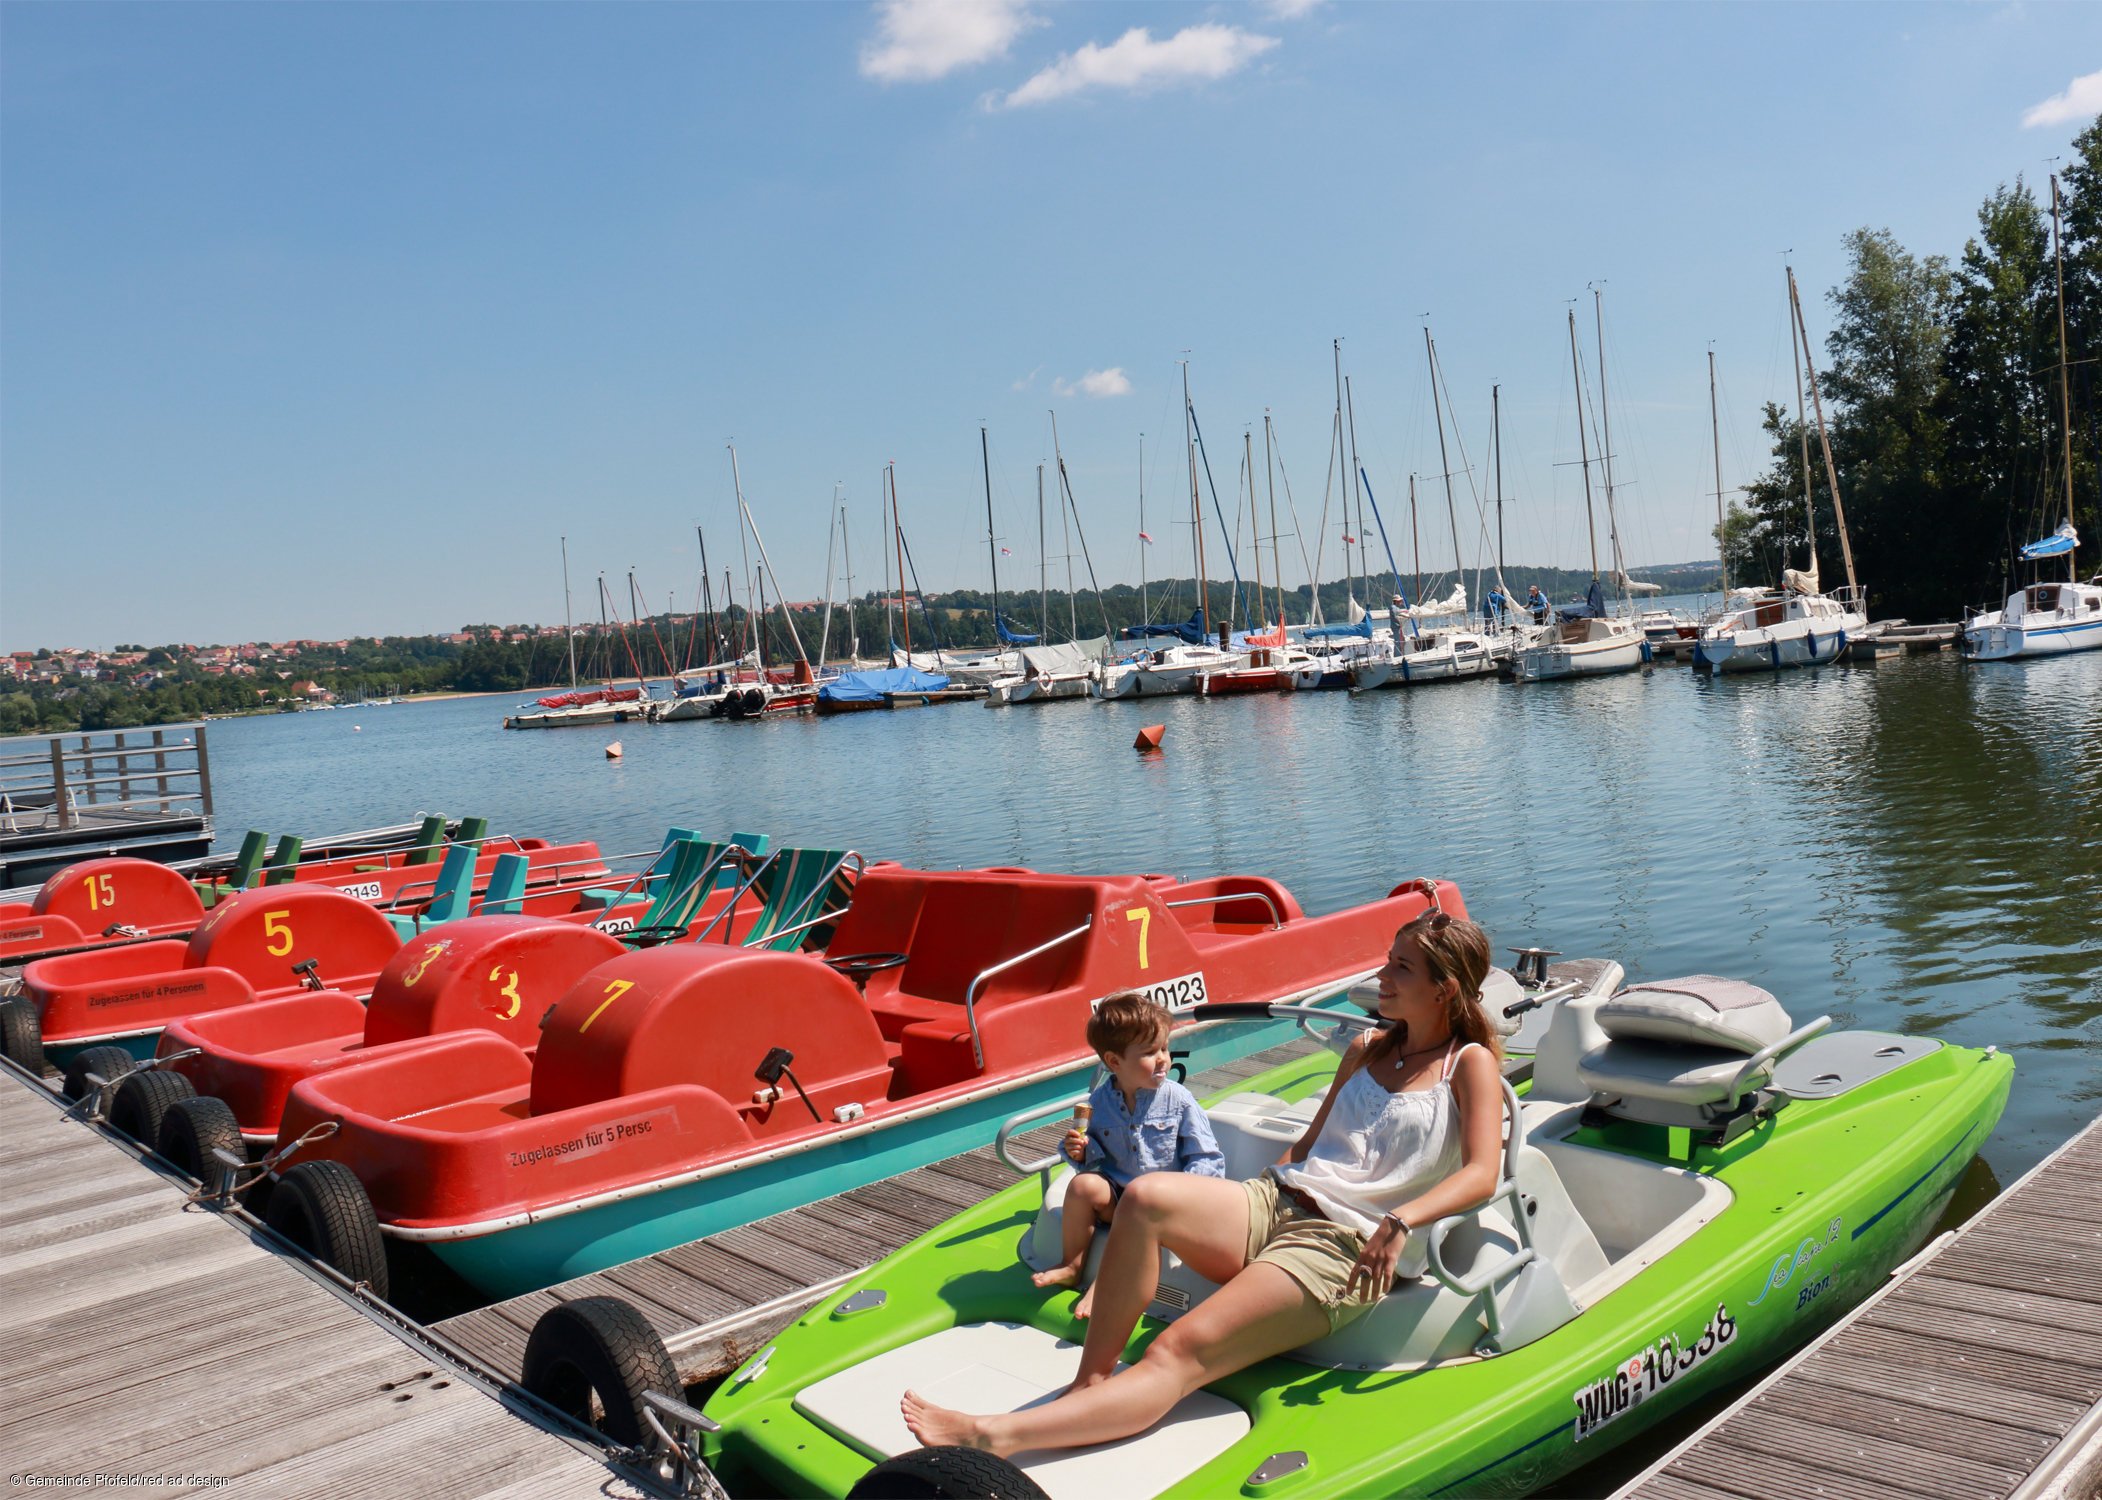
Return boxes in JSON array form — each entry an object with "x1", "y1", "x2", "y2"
[
  {"x1": 0, "y1": 724, "x2": 211, "y2": 832},
  {"x1": 1160, "y1": 890, "x2": 1285, "y2": 931},
  {"x1": 961, "y1": 914, "x2": 1096, "y2": 1070}
]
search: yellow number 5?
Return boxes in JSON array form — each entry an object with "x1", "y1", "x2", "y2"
[
  {"x1": 264, "y1": 910, "x2": 294, "y2": 957},
  {"x1": 1125, "y1": 907, "x2": 1151, "y2": 970},
  {"x1": 580, "y1": 978, "x2": 634, "y2": 1033}
]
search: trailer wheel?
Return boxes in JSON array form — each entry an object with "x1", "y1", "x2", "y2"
[
  {"x1": 109, "y1": 1068, "x2": 195, "y2": 1145},
  {"x1": 521, "y1": 1295, "x2": 681, "y2": 1447},
  {"x1": 0, "y1": 998, "x2": 42, "y2": 1073},
  {"x1": 264, "y1": 1159, "x2": 389, "y2": 1299},
  {"x1": 849, "y1": 1447, "x2": 1050, "y2": 1500},
  {"x1": 157, "y1": 1095, "x2": 244, "y2": 1183},
  {"x1": 62, "y1": 1045, "x2": 137, "y2": 1101}
]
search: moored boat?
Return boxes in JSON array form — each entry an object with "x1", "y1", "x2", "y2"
[
  {"x1": 700, "y1": 977, "x2": 2011, "y2": 1500},
  {"x1": 1963, "y1": 572, "x2": 2102, "y2": 660}
]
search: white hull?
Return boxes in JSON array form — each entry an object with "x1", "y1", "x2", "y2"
[
  {"x1": 1348, "y1": 632, "x2": 1506, "y2": 691},
  {"x1": 985, "y1": 673, "x2": 1096, "y2": 705},
  {"x1": 502, "y1": 702, "x2": 642, "y2": 730},
  {"x1": 1963, "y1": 580, "x2": 2102, "y2": 661},
  {"x1": 1695, "y1": 597, "x2": 1865, "y2": 673},
  {"x1": 1510, "y1": 620, "x2": 1643, "y2": 682}
]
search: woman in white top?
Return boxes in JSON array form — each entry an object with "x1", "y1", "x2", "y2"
[{"x1": 902, "y1": 906, "x2": 1506, "y2": 1458}]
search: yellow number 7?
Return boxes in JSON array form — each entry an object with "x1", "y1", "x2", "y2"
[
  {"x1": 581, "y1": 978, "x2": 634, "y2": 1032},
  {"x1": 1125, "y1": 907, "x2": 1151, "y2": 970}
]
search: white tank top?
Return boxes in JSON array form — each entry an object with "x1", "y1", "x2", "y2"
[{"x1": 1271, "y1": 1039, "x2": 1478, "y2": 1277}]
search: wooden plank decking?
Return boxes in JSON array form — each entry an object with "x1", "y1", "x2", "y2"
[
  {"x1": 436, "y1": 1036, "x2": 1327, "y2": 1383},
  {"x1": 1618, "y1": 1109, "x2": 2102, "y2": 1500},
  {"x1": 0, "y1": 1066, "x2": 650, "y2": 1499}
]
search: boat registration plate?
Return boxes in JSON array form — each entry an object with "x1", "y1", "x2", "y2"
[
  {"x1": 342, "y1": 880, "x2": 383, "y2": 901},
  {"x1": 1130, "y1": 972, "x2": 1208, "y2": 1015}
]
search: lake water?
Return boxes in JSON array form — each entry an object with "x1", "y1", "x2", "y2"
[{"x1": 204, "y1": 644, "x2": 2100, "y2": 1490}]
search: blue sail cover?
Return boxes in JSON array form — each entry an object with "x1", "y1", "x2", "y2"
[
  {"x1": 994, "y1": 614, "x2": 1040, "y2": 645},
  {"x1": 1119, "y1": 609, "x2": 1208, "y2": 644},
  {"x1": 2021, "y1": 521, "x2": 2081, "y2": 561},
  {"x1": 816, "y1": 667, "x2": 950, "y2": 704},
  {"x1": 1557, "y1": 579, "x2": 1607, "y2": 622},
  {"x1": 1304, "y1": 618, "x2": 1373, "y2": 640}
]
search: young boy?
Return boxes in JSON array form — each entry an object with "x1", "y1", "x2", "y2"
[{"x1": 1031, "y1": 991, "x2": 1224, "y2": 1314}]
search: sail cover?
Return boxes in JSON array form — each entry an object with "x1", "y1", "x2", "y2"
[
  {"x1": 1557, "y1": 579, "x2": 1607, "y2": 621},
  {"x1": 1615, "y1": 573, "x2": 1666, "y2": 596},
  {"x1": 1018, "y1": 639, "x2": 1107, "y2": 676},
  {"x1": 994, "y1": 614, "x2": 1040, "y2": 645},
  {"x1": 1394, "y1": 582, "x2": 1469, "y2": 619},
  {"x1": 816, "y1": 667, "x2": 950, "y2": 704},
  {"x1": 2022, "y1": 521, "x2": 2081, "y2": 561},
  {"x1": 1120, "y1": 609, "x2": 1208, "y2": 644}
]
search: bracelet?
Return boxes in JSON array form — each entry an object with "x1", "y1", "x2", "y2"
[{"x1": 1382, "y1": 1212, "x2": 1410, "y2": 1237}]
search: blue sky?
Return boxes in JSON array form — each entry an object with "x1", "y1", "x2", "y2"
[{"x1": 5, "y1": 1, "x2": 2100, "y2": 651}]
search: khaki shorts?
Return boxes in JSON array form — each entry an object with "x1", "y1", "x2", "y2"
[{"x1": 1242, "y1": 1175, "x2": 1383, "y2": 1334}]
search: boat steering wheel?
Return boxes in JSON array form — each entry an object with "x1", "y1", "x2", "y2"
[
  {"x1": 615, "y1": 923, "x2": 690, "y2": 949},
  {"x1": 823, "y1": 952, "x2": 910, "y2": 990}
]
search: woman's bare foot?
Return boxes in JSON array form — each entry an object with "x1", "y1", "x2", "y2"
[
  {"x1": 1031, "y1": 1264, "x2": 1081, "y2": 1291},
  {"x1": 901, "y1": 1389, "x2": 994, "y2": 1451},
  {"x1": 1073, "y1": 1283, "x2": 1097, "y2": 1320}
]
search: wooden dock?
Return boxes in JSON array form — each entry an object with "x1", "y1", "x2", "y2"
[
  {"x1": 437, "y1": 1035, "x2": 1332, "y2": 1383},
  {"x1": 0, "y1": 1063, "x2": 652, "y2": 1499},
  {"x1": 1617, "y1": 1108, "x2": 2102, "y2": 1500}
]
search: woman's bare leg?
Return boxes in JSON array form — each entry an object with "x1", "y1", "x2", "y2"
[
  {"x1": 1072, "y1": 1172, "x2": 1252, "y2": 1382},
  {"x1": 1034, "y1": 1174, "x2": 1114, "y2": 1292},
  {"x1": 902, "y1": 1262, "x2": 1328, "y2": 1457}
]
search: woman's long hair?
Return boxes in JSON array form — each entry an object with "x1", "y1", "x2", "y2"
[{"x1": 1366, "y1": 910, "x2": 1502, "y2": 1068}]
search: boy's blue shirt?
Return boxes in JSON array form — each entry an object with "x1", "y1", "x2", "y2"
[{"x1": 1080, "y1": 1076, "x2": 1225, "y2": 1188}]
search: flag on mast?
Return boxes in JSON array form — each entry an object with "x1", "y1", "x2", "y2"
[{"x1": 1137, "y1": 530, "x2": 1154, "y2": 544}]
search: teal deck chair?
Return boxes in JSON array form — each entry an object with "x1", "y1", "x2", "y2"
[
  {"x1": 386, "y1": 840, "x2": 480, "y2": 938},
  {"x1": 706, "y1": 847, "x2": 861, "y2": 952},
  {"x1": 599, "y1": 835, "x2": 756, "y2": 945},
  {"x1": 477, "y1": 853, "x2": 531, "y2": 915}
]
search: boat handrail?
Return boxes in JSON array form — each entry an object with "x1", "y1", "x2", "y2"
[
  {"x1": 1724, "y1": 1015, "x2": 1831, "y2": 1110},
  {"x1": 1420, "y1": 1075, "x2": 1543, "y2": 1352},
  {"x1": 584, "y1": 842, "x2": 750, "y2": 932},
  {"x1": 994, "y1": 1087, "x2": 1098, "y2": 1192},
  {"x1": 961, "y1": 915, "x2": 1096, "y2": 1070},
  {"x1": 1159, "y1": 891, "x2": 1285, "y2": 931}
]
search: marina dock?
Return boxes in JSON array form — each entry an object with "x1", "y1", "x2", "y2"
[
  {"x1": 1617, "y1": 1106, "x2": 2102, "y2": 1500},
  {"x1": 0, "y1": 1061, "x2": 650, "y2": 1499}
]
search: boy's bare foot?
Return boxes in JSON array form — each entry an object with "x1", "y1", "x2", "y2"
[
  {"x1": 1031, "y1": 1264, "x2": 1081, "y2": 1291},
  {"x1": 1073, "y1": 1284, "x2": 1096, "y2": 1319},
  {"x1": 901, "y1": 1389, "x2": 994, "y2": 1451}
]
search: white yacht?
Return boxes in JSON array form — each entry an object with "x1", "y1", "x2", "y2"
[
  {"x1": 1693, "y1": 581, "x2": 1865, "y2": 671},
  {"x1": 1963, "y1": 570, "x2": 2102, "y2": 661},
  {"x1": 1098, "y1": 642, "x2": 1240, "y2": 698},
  {"x1": 1509, "y1": 613, "x2": 1643, "y2": 682}
]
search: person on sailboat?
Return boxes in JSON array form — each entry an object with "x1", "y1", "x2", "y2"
[
  {"x1": 900, "y1": 908, "x2": 1505, "y2": 1460},
  {"x1": 1526, "y1": 585, "x2": 1550, "y2": 624},
  {"x1": 1485, "y1": 587, "x2": 1510, "y2": 628}
]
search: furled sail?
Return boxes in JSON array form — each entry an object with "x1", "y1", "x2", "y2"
[{"x1": 2021, "y1": 520, "x2": 2081, "y2": 561}]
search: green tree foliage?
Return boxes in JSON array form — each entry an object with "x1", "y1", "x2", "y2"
[{"x1": 1738, "y1": 117, "x2": 2102, "y2": 621}]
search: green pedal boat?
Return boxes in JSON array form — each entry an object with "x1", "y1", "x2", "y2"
[{"x1": 701, "y1": 976, "x2": 2012, "y2": 1499}]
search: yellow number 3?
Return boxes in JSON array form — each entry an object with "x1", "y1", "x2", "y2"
[
  {"x1": 488, "y1": 965, "x2": 523, "y2": 1020},
  {"x1": 1125, "y1": 907, "x2": 1151, "y2": 970},
  {"x1": 263, "y1": 910, "x2": 294, "y2": 957}
]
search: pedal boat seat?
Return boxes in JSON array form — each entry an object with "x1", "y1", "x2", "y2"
[{"x1": 1576, "y1": 975, "x2": 1815, "y2": 1130}]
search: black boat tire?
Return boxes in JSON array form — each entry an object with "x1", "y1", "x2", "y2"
[
  {"x1": 62, "y1": 1045, "x2": 138, "y2": 1101},
  {"x1": 264, "y1": 1159, "x2": 390, "y2": 1299},
  {"x1": 848, "y1": 1448, "x2": 1050, "y2": 1500},
  {"x1": 521, "y1": 1295, "x2": 681, "y2": 1448},
  {"x1": 0, "y1": 998, "x2": 44, "y2": 1073},
  {"x1": 109, "y1": 1068, "x2": 195, "y2": 1145},
  {"x1": 157, "y1": 1095, "x2": 244, "y2": 1182}
]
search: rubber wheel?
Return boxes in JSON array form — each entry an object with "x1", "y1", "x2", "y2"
[
  {"x1": 848, "y1": 1447, "x2": 1050, "y2": 1500},
  {"x1": 0, "y1": 997, "x2": 43, "y2": 1073},
  {"x1": 521, "y1": 1295, "x2": 681, "y2": 1447},
  {"x1": 62, "y1": 1045, "x2": 138, "y2": 1101},
  {"x1": 108, "y1": 1068, "x2": 195, "y2": 1145},
  {"x1": 157, "y1": 1094, "x2": 244, "y2": 1183},
  {"x1": 264, "y1": 1159, "x2": 390, "y2": 1298}
]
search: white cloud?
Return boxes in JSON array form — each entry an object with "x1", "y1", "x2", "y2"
[
  {"x1": 1011, "y1": 365, "x2": 1042, "y2": 392},
  {"x1": 1052, "y1": 368, "x2": 1132, "y2": 399},
  {"x1": 2022, "y1": 69, "x2": 2102, "y2": 128},
  {"x1": 1261, "y1": 0, "x2": 1324, "y2": 17},
  {"x1": 860, "y1": 0, "x2": 1038, "y2": 84},
  {"x1": 998, "y1": 25, "x2": 1279, "y2": 108}
]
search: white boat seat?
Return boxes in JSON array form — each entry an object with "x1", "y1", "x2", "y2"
[
  {"x1": 1577, "y1": 1040, "x2": 1751, "y2": 1109},
  {"x1": 1593, "y1": 975, "x2": 1792, "y2": 1052},
  {"x1": 1577, "y1": 976, "x2": 1827, "y2": 1133}
]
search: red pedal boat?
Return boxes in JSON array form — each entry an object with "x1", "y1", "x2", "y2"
[{"x1": 266, "y1": 867, "x2": 1457, "y2": 1298}]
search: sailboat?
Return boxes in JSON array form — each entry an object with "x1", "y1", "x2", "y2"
[
  {"x1": 1100, "y1": 367, "x2": 1239, "y2": 697},
  {"x1": 1511, "y1": 306, "x2": 1644, "y2": 682},
  {"x1": 1964, "y1": 173, "x2": 2102, "y2": 661},
  {"x1": 988, "y1": 420, "x2": 1113, "y2": 704},
  {"x1": 1694, "y1": 268, "x2": 1868, "y2": 672},
  {"x1": 504, "y1": 542, "x2": 652, "y2": 729},
  {"x1": 714, "y1": 445, "x2": 820, "y2": 718}
]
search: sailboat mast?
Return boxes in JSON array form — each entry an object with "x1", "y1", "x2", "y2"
[
  {"x1": 1709, "y1": 350, "x2": 1728, "y2": 597},
  {"x1": 1038, "y1": 462, "x2": 1049, "y2": 640},
  {"x1": 2053, "y1": 173, "x2": 2078, "y2": 582},
  {"x1": 1568, "y1": 310, "x2": 1601, "y2": 582},
  {"x1": 1345, "y1": 373, "x2": 1369, "y2": 614},
  {"x1": 1263, "y1": 412, "x2": 1284, "y2": 629},
  {"x1": 1409, "y1": 474, "x2": 1422, "y2": 607},
  {"x1": 1183, "y1": 363, "x2": 1210, "y2": 637},
  {"x1": 1138, "y1": 433, "x2": 1149, "y2": 628},
  {"x1": 1493, "y1": 385, "x2": 1506, "y2": 580},
  {"x1": 1786, "y1": 270, "x2": 1818, "y2": 584},
  {"x1": 981, "y1": 424, "x2": 1006, "y2": 647},
  {"x1": 890, "y1": 465, "x2": 911, "y2": 656},
  {"x1": 817, "y1": 499, "x2": 837, "y2": 675},
  {"x1": 1426, "y1": 331, "x2": 1464, "y2": 594},
  {"x1": 1244, "y1": 430, "x2": 1265, "y2": 625},
  {"x1": 728, "y1": 443, "x2": 810, "y2": 668},
  {"x1": 1332, "y1": 340, "x2": 1354, "y2": 612},
  {"x1": 1594, "y1": 290, "x2": 1631, "y2": 604},
  {"x1": 697, "y1": 527, "x2": 717, "y2": 667},
  {"x1": 1050, "y1": 411, "x2": 1078, "y2": 641},
  {"x1": 1788, "y1": 267, "x2": 1859, "y2": 598},
  {"x1": 559, "y1": 535, "x2": 577, "y2": 689},
  {"x1": 841, "y1": 498, "x2": 858, "y2": 662}
]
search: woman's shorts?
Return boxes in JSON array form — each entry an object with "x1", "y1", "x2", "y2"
[{"x1": 1241, "y1": 1175, "x2": 1383, "y2": 1334}]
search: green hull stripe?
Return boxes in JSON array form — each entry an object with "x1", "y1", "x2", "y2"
[
  {"x1": 1853, "y1": 1120, "x2": 1976, "y2": 1241},
  {"x1": 1431, "y1": 1420, "x2": 1571, "y2": 1495}
]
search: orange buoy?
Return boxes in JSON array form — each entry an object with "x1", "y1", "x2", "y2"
[
  {"x1": 605, "y1": 741, "x2": 623, "y2": 760},
  {"x1": 1134, "y1": 724, "x2": 1165, "y2": 752}
]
